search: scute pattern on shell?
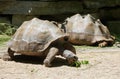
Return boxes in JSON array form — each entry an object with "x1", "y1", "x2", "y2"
[
  {"x1": 8, "y1": 18, "x2": 67, "y2": 52},
  {"x1": 64, "y1": 14, "x2": 114, "y2": 45}
]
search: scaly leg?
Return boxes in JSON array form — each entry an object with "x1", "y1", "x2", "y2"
[{"x1": 43, "y1": 47, "x2": 58, "y2": 67}]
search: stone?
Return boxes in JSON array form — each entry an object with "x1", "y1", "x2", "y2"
[
  {"x1": 0, "y1": 16, "x2": 11, "y2": 24},
  {"x1": 83, "y1": 0, "x2": 118, "y2": 9},
  {"x1": 12, "y1": 14, "x2": 37, "y2": 26},
  {"x1": 0, "y1": 1, "x2": 83, "y2": 15}
]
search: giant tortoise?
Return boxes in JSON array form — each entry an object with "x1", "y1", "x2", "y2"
[
  {"x1": 3, "y1": 18, "x2": 78, "y2": 67},
  {"x1": 61, "y1": 14, "x2": 115, "y2": 47}
]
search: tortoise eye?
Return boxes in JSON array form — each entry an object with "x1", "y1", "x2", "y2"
[{"x1": 64, "y1": 36, "x2": 68, "y2": 41}]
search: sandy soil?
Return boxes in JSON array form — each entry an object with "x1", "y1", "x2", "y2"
[{"x1": 0, "y1": 44, "x2": 120, "y2": 79}]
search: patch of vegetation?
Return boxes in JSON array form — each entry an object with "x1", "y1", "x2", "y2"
[
  {"x1": 71, "y1": 60, "x2": 89, "y2": 68},
  {"x1": 81, "y1": 60, "x2": 89, "y2": 64},
  {"x1": 0, "y1": 23, "x2": 17, "y2": 36},
  {"x1": 0, "y1": 35, "x2": 11, "y2": 46}
]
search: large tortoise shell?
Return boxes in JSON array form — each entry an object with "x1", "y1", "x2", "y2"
[
  {"x1": 8, "y1": 18, "x2": 68, "y2": 53},
  {"x1": 63, "y1": 14, "x2": 114, "y2": 45}
]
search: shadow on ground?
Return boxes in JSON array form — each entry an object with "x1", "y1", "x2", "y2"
[{"x1": 11, "y1": 55, "x2": 68, "y2": 67}]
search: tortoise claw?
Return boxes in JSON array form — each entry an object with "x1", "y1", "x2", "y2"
[{"x1": 98, "y1": 41, "x2": 107, "y2": 47}]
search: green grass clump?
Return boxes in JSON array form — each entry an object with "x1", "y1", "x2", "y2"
[
  {"x1": 0, "y1": 35, "x2": 11, "y2": 46},
  {"x1": 81, "y1": 60, "x2": 89, "y2": 64},
  {"x1": 71, "y1": 60, "x2": 89, "y2": 67},
  {"x1": 0, "y1": 23, "x2": 16, "y2": 35},
  {"x1": 71, "y1": 61, "x2": 81, "y2": 67}
]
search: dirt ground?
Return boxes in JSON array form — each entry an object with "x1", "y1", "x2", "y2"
[{"x1": 0, "y1": 43, "x2": 120, "y2": 79}]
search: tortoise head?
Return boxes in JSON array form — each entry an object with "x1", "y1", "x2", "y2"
[{"x1": 63, "y1": 50, "x2": 78, "y2": 64}]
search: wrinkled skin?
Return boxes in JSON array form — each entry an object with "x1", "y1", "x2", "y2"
[
  {"x1": 2, "y1": 18, "x2": 78, "y2": 67},
  {"x1": 62, "y1": 14, "x2": 115, "y2": 47}
]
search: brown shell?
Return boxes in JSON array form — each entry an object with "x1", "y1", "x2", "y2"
[
  {"x1": 8, "y1": 18, "x2": 68, "y2": 53},
  {"x1": 64, "y1": 14, "x2": 114, "y2": 45}
]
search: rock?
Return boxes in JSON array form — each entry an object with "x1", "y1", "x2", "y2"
[
  {"x1": 0, "y1": 1, "x2": 83, "y2": 15},
  {"x1": 83, "y1": 0, "x2": 119, "y2": 9},
  {"x1": 12, "y1": 15, "x2": 37, "y2": 26},
  {"x1": 0, "y1": 16, "x2": 11, "y2": 24}
]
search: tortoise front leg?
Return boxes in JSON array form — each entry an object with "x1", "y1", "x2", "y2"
[
  {"x1": 43, "y1": 47, "x2": 58, "y2": 67},
  {"x1": 2, "y1": 48, "x2": 14, "y2": 61}
]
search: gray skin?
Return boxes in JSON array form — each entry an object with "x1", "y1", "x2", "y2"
[{"x1": 43, "y1": 38, "x2": 78, "y2": 67}]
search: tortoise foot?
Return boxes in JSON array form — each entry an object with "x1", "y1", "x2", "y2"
[
  {"x1": 98, "y1": 41, "x2": 107, "y2": 47},
  {"x1": 43, "y1": 59, "x2": 52, "y2": 67},
  {"x1": 2, "y1": 54, "x2": 13, "y2": 61}
]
